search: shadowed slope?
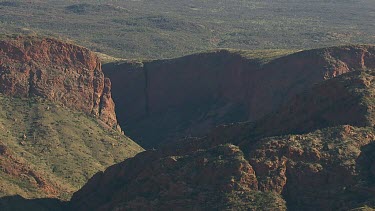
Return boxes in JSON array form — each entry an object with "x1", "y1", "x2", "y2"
[{"x1": 0, "y1": 195, "x2": 65, "y2": 211}]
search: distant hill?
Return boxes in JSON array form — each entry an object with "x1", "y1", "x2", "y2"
[{"x1": 0, "y1": 0, "x2": 373, "y2": 59}]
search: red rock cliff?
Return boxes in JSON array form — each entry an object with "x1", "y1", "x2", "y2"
[{"x1": 0, "y1": 36, "x2": 118, "y2": 127}]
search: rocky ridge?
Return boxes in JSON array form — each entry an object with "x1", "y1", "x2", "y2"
[{"x1": 104, "y1": 45, "x2": 375, "y2": 147}]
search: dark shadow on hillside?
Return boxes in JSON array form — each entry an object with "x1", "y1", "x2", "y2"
[
  {"x1": 357, "y1": 142, "x2": 375, "y2": 185},
  {"x1": 353, "y1": 142, "x2": 375, "y2": 208},
  {"x1": 0, "y1": 195, "x2": 66, "y2": 211}
]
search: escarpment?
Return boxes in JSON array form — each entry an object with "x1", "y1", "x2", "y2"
[
  {"x1": 104, "y1": 45, "x2": 375, "y2": 147},
  {"x1": 0, "y1": 36, "x2": 118, "y2": 128}
]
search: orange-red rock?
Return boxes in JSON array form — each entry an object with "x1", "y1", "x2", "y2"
[{"x1": 0, "y1": 36, "x2": 118, "y2": 127}]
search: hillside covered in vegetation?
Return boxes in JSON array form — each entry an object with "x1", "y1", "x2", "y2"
[{"x1": 0, "y1": 0, "x2": 373, "y2": 59}]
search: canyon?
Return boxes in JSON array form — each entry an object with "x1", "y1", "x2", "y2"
[{"x1": 0, "y1": 35, "x2": 374, "y2": 210}]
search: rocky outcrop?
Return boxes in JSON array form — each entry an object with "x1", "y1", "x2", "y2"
[
  {"x1": 104, "y1": 45, "x2": 375, "y2": 147},
  {"x1": 70, "y1": 144, "x2": 286, "y2": 211},
  {"x1": 247, "y1": 126, "x2": 375, "y2": 210},
  {"x1": 70, "y1": 126, "x2": 375, "y2": 210},
  {"x1": 0, "y1": 35, "x2": 118, "y2": 127}
]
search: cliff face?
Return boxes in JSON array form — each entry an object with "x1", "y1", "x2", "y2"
[
  {"x1": 104, "y1": 45, "x2": 375, "y2": 147},
  {"x1": 69, "y1": 68, "x2": 375, "y2": 211},
  {"x1": 104, "y1": 51, "x2": 258, "y2": 147},
  {"x1": 0, "y1": 36, "x2": 118, "y2": 127}
]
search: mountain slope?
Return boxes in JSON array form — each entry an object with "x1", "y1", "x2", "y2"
[
  {"x1": 70, "y1": 68, "x2": 375, "y2": 210},
  {"x1": 207, "y1": 69, "x2": 375, "y2": 146},
  {"x1": 0, "y1": 94, "x2": 143, "y2": 200},
  {"x1": 104, "y1": 45, "x2": 375, "y2": 148}
]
